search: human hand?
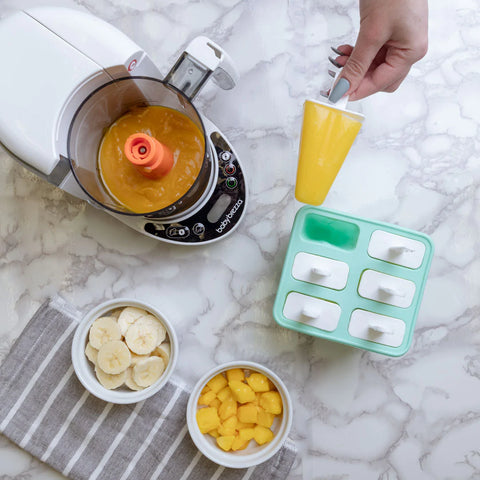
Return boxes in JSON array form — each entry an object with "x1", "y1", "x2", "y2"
[{"x1": 328, "y1": 0, "x2": 428, "y2": 103}]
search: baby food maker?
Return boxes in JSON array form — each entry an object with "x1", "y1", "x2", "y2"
[{"x1": 0, "y1": 7, "x2": 246, "y2": 244}]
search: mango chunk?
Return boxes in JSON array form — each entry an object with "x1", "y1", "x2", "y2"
[
  {"x1": 217, "y1": 435, "x2": 236, "y2": 451},
  {"x1": 229, "y1": 380, "x2": 256, "y2": 404},
  {"x1": 237, "y1": 403, "x2": 258, "y2": 424},
  {"x1": 236, "y1": 420, "x2": 255, "y2": 430},
  {"x1": 217, "y1": 386, "x2": 233, "y2": 402},
  {"x1": 254, "y1": 425, "x2": 274, "y2": 445},
  {"x1": 218, "y1": 396, "x2": 237, "y2": 420},
  {"x1": 257, "y1": 407, "x2": 275, "y2": 428},
  {"x1": 260, "y1": 391, "x2": 282, "y2": 415},
  {"x1": 218, "y1": 415, "x2": 237, "y2": 436},
  {"x1": 231, "y1": 436, "x2": 249, "y2": 451},
  {"x1": 207, "y1": 373, "x2": 228, "y2": 393},
  {"x1": 238, "y1": 427, "x2": 255, "y2": 442},
  {"x1": 196, "y1": 367, "x2": 282, "y2": 452},
  {"x1": 246, "y1": 372, "x2": 271, "y2": 392},
  {"x1": 196, "y1": 407, "x2": 220, "y2": 433},
  {"x1": 226, "y1": 368, "x2": 245, "y2": 382},
  {"x1": 198, "y1": 390, "x2": 217, "y2": 406}
]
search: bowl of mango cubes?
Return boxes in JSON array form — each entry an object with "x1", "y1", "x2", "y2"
[{"x1": 186, "y1": 361, "x2": 292, "y2": 468}]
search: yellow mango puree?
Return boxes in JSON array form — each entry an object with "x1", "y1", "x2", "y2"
[
  {"x1": 295, "y1": 100, "x2": 362, "y2": 205},
  {"x1": 98, "y1": 106, "x2": 204, "y2": 213}
]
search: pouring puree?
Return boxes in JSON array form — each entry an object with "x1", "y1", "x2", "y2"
[{"x1": 98, "y1": 106, "x2": 204, "y2": 213}]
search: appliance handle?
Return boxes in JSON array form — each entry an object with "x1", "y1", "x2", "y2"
[{"x1": 164, "y1": 36, "x2": 238, "y2": 100}]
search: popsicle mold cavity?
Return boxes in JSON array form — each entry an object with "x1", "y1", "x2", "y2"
[
  {"x1": 368, "y1": 230, "x2": 426, "y2": 269},
  {"x1": 302, "y1": 213, "x2": 359, "y2": 250},
  {"x1": 348, "y1": 310, "x2": 406, "y2": 348},
  {"x1": 292, "y1": 252, "x2": 349, "y2": 290},
  {"x1": 358, "y1": 269, "x2": 416, "y2": 308},
  {"x1": 283, "y1": 292, "x2": 341, "y2": 332}
]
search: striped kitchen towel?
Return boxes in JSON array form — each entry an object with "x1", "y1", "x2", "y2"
[{"x1": 0, "y1": 297, "x2": 296, "y2": 480}]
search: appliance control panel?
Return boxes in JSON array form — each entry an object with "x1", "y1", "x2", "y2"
[{"x1": 143, "y1": 131, "x2": 246, "y2": 244}]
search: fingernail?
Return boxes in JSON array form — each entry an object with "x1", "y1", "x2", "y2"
[
  {"x1": 330, "y1": 46, "x2": 343, "y2": 56},
  {"x1": 328, "y1": 77, "x2": 350, "y2": 103},
  {"x1": 328, "y1": 56, "x2": 342, "y2": 68},
  {"x1": 328, "y1": 69, "x2": 336, "y2": 78}
]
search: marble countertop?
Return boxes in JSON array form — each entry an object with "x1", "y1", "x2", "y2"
[{"x1": 1, "y1": 0, "x2": 480, "y2": 479}]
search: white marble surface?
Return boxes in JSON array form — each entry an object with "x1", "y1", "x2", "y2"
[{"x1": 1, "y1": 0, "x2": 480, "y2": 479}]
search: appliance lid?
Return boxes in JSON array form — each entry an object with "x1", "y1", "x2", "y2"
[
  {"x1": 26, "y1": 7, "x2": 148, "y2": 78},
  {"x1": 0, "y1": 10, "x2": 107, "y2": 175},
  {"x1": 0, "y1": 7, "x2": 152, "y2": 176}
]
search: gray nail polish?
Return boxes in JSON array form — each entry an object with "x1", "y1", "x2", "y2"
[
  {"x1": 330, "y1": 46, "x2": 343, "y2": 56},
  {"x1": 328, "y1": 56, "x2": 342, "y2": 68},
  {"x1": 328, "y1": 78, "x2": 350, "y2": 103}
]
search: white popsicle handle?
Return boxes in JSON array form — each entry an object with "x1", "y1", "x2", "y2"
[
  {"x1": 368, "y1": 321, "x2": 394, "y2": 335},
  {"x1": 301, "y1": 305, "x2": 322, "y2": 319},
  {"x1": 310, "y1": 265, "x2": 331, "y2": 277},
  {"x1": 329, "y1": 70, "x2": 349, "y2": 109},
  {"x1": 378, "y1": 284, "x2": 406, "y2": 297},
  {"x1": 389, "y1": 245, "x2": 414, "y2": 255}
]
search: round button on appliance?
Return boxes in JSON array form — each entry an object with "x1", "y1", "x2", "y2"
[
  {"x1": 224, "y1": 164, "x2": 236, "y2": 175},
  {"x1": 192, "y1": 223, "x2": 205, "y2": 235},
  {"x1": 220, "y1": 151, "x2": 232, "y2": 162},
  {"x1": 225, "y1": 177, "x2": 237, "y2": 189}
]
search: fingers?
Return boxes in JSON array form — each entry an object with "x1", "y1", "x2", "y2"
[
  {"x1": 331, "y1": 44, "x2": 353, "y2": 57},
  {"x1": 329, "y1": 44, "x2": 413, "y2": 101},
  {"x1": 329, "y1": 28, "x2": 386, "y2": 103},
  {"x1": 348, "y1": 67, "x2": 409, "y2": 101}
]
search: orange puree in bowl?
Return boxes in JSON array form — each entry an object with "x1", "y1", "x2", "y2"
[{"x1": 98, "y1": 106, "x2": 205, "y2": 213}]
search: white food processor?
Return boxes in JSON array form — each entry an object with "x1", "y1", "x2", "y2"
[{"x1": 0, "y1": 7, "x2": 247, "y2": 244}]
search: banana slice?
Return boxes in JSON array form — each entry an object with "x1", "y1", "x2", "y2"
[
  {"x1": 117, "y1": 306, "x2": 148, "y2": 336},
  {"x1": 153, "y1": 342, "x2": 170, "y2": 365},
  {"x1": 85, "y1": 342, "x2": 98, "y2": 365},
  {"x1": 125, "y1": 367, "x2": 145, "y2": 391},
  {"x1": 137, "y1": 314, "x2": 167, "y2": 346},
  {"x1": 95, "y1": 364, "x2": 126, "y2": 390},
  {"x1": 109, "y1": 308, "x2": 123, "y2": 320},
  {"x1": 130, "y1": 352, "x2": 149, "y2": 365},
  {"x1": 89, "y1": 317, "x2": 122, "y2": 349},
  {"x1": 133, "y1": 356, "x2": 165, "y2": 387},
  {"x1": 97, "y1": 340, "x2": 131, "y2": 374},
  {"x1": 125, "y1": 321, "x2": 158, "y2": 355}
]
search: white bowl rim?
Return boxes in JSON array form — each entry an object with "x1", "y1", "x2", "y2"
[
  {"x1": 186, "y1": 360, "x2": 292, "y2": 469},
  {"x1": 71, "y1": 298, "x2": 178, "y2": 404}
]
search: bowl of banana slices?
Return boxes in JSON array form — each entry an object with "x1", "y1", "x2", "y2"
[{"x1": 72, "y1": 298, "x2": 178, "y2": 403}]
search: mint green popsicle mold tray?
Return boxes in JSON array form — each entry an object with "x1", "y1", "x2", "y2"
[{"x1": 273, "y1": 206, "x2": 434, "y2": 357}]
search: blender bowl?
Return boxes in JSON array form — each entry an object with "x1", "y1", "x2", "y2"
[{"x1": 67, "y1": 76, "x2": 215, "y2": 218}]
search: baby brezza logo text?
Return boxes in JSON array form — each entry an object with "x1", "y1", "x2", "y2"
[{"x1": 216, "y1": 199, "x2": 244, "y2": 233}]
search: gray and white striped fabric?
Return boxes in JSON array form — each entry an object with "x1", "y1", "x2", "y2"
[{"x1": 0, "y1": 297, "x2": 296, "y2": 480}]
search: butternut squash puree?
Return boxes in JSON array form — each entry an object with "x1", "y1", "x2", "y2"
[
  {"x1": 295, "y1": 100, "x2": 362, "y2": 206},
  {"x1": 98, "y1": 106, "x2": 205, "y2": 213}
]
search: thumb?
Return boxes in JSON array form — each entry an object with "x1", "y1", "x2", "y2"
[{"x1": 329, "y1": 29, "x2": 383, "y2": 103}]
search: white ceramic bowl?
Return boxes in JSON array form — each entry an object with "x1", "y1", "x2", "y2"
[
  {"x1": 186, "y1": 361, "x2": 292, "y2": 469},
  {"x1": 72, "y1": 298, "x2": 178, "y2": 404}
]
